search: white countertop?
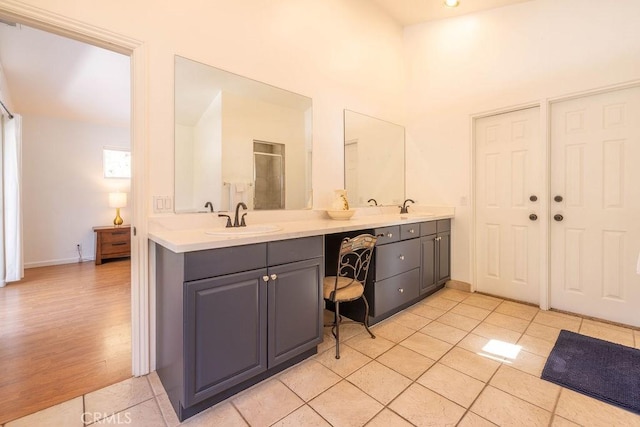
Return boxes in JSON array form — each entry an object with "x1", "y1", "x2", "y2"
[{"x1": 148, "y1": 206, "x2": 454, "y2": 253}]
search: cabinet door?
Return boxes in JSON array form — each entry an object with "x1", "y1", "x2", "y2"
[
  {"x1": 267, "y1": 258, "x2": 322, "y2": 367},
  {"x1": 437, "y1": 230, "x2": 451, "y2": 284},
  {"x1": 420, "y1": 234, "x2": 437, "y2": 295},
  {"x1": 184, "y1": 268, "x2": 267, "y2": 406}
]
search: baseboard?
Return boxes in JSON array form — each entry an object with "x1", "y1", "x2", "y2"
[
  {"x1": 445, "y1": 279, "x2": 471, "y2": 292},
  {"x1": 25, "y1": 257, "x2": 95, "y2": 269}
]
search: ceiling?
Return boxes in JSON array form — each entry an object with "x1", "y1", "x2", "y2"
[
  {"x1": 0, "y1": 1, "x2": 533, "y2": 126},
  {"x1": 372, "y1": 0, "x2": 534, "y2": 26},
  {"x1": 0, "y1": 22, "x2": 130, "y2": 127}
]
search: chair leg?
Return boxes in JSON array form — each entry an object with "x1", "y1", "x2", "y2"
[
  {"x1": 362, "y1": 295, "x2": 375, "y2": 339},
  {"x1": 334, "y1": 301, "x2": 341, "y2": 359}
]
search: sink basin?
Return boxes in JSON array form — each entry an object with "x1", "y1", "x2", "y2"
[{"x1": 205, "y1": 224, "x2": 282, "y2": 236}]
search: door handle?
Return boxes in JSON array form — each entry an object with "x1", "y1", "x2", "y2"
[
  {"x1": 554, "y1": 195, "x2": 563, "y2": 202},
  {"x1": 529, "y1": 214, "x2": 538, "y2": 221},
  {"x1": 554, "y1": 214, "x2": 564, "y2": 222}
]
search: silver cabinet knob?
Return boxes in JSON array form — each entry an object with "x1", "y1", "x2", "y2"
[
  {"x1": 387, "y1": 233, "x2": 393, "y2": 238},
  {"x1": 409, "y1": 228, "x2": 415, "y2": 234},
  {"x1": 399, "y1": 255, "x2": 405, "y2": 260},
  {"x1": 270, "y1": 274, "x2": 278, "y2": 280},
  {"x1": 262, "y1": 276, "x2": 269, "y2": 282},
  {"x1": 398, "y1": 288, "x2": 404, "y2": 293}
]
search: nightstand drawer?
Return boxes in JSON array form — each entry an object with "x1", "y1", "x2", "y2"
[
  {"x1": 101, "y1": 229, "x2": 130, "y2": 243},
  {"x1": 101, "y1": 241, "x2": 131, "y2": 255}
]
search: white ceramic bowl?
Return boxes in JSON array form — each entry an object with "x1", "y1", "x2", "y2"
[{"x1": 326, "y1": 209, "x2": 355, "y2": 220}]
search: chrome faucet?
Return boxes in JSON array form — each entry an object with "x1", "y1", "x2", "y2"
[
  {"x1": 233, "y1": 202, "x2": 248, "y2": 227},
  {"x1": 400, "y1": 199, "x2": 415, "y2": 214},
  {"x1": 204, "y1": 201, "x2": 214, "y2": 212},
  {"x1": 367, "y1": 198, "x2": 378, "y2": 206}
]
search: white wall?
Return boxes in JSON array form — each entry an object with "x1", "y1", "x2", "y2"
[
  {"x1": 22, "y1": 114, "x2": 130, "y2": 266},
  {"x1": 7, "y1": 0, "x2": 406, "y2": 213},
  {"x1": 404, "y1": 0, "x2": 640, "y2": 283}
]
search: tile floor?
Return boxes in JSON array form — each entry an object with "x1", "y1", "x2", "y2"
[{"x1": 5, "y1": 288, "x2": 640, "y2": 427}]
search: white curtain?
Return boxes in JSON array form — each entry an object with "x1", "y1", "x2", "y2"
[{"x1": 0, "y1": 114, "x2": 23, "y2": 286}]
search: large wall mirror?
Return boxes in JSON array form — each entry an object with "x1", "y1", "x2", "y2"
[
  {"x1": 174, "y1": 56, "x2": 313, "y2": 213},
  {"x1": 344, "y1": 110, "x2": 405, "y2": 207}
]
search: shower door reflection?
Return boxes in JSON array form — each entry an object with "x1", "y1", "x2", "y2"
[{"x1": 253, "y1": 141, "x2": 285, "y2": 210}]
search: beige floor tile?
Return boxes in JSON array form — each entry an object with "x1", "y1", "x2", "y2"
[
  {"x1": 437, "y1": 312, "x2": 482, "y2": 332},
  {"x1": 109, "y1": 398, "x2": 166, "y2": 427},
  {"x1": 489, "y1": 365, "x2": 560, "y2": 411},
  {"x1": 509, "y1": 349, "x2": 547, "y2": 377},
  {"x1": 366, "y1": 408, "x2": 413, "y2": 427},
  {"x1": 524, "y1": 322, "x2": 563, "y2": 342},
  {"x1": 84, "y1": 376, "x2": 154, "y2": 422},
  {"x1": 389, "y1": 310, "x2": 432, "y2": 330},
  {"x1": 417, "y1": 363, "x2": 484, "y2": 408},
  {"x1": 400, "y1": 332, "x2": 453, "y2": 360},
  {"x1": 423, "y1": 295, "x2": 460, "y2": 311},
  {"x1": 371, "y1": 320, "x2": 415, "y2": 343},
  {"x1": 182, "y1": 402, "x2": 247, "y2": 426},
  {"x1": 550, "y1": 415, "x2": 581, "y2": 426},
  {"x1": 347, "y1": 360, "x2": 412, "y2": 405},
  {"x1": 345, "y1": 331, "x2": 395, "y2": 358},
  {"x1": 456, "y1": 333, "x2": 495, "y2": 354},
  {"x1": 484, "y1": 312, "x2": 531, "y2": 333},
  {"x1": 279, "y1": 359, "x2": 341, "y2": 401},
  {"x1": 555, "y1": 388, "x2": 640, "y2": 427},
  {"x1": 316, "y1": 331, "x2": 336, "y2": 354},
  {"x1": 517, "y1": 334, "x2": 554, "y2": 357},
  {"x1": 270, "y1": 405, "x2": 330, "y2": 427},
  {"x1": 232, "y1": 379, "x2": 303, "y2": 427},
  {"x1": 472, "y1": 322, "x2": 522, "y2": 344},
  {"x1": 471, "y1": 386, "x2": 551, "y2": 427},
  {"x1": 155, "y1": 391, "x2": 180, "y2": 427},
  {"x1": 146, "y1": 371, "x2": 165, "y2": 396},
  {"x1": 579, "y1": 319, "x2": 635, "y2": 347},
  {"x1": 436, "y1": 288, "x2": 470, "y2": 302},
  {"x1": 419, "y1": 320, "x2": 468, "y2": 344},
  {"x1": 6, "y1": 397, "x2": 83, "y2": 427},
  {"x1": 462, "y1": 293, "x2": 503, "y2": 310},
  {"x1": 458, "y1": 411, "x2": 498, "y2": 427},
  {"x1": 533, "y1": 311, "x2": 581, "y2": 332},
  {"x1": 389, "y1": 383, "x2": 465, "y2": 426},
  {"x1": 309, "y1": 380, "x2": 383, "y2": 427},
  {"x1": 450, "y1": 303, "x2": 492, "y2": 321},
  {"x1": 408, "y1": 302, "x2": 447, "y2": 320},
  {"x1": 315, "y1": 344, "x2": 372, "y2": 377},
  {"x1": 494, "y1": 300, "x2": 539, "y2": 321},
  {"x1": 376, "y1": 345, "x2": 435, "y2": 380},
  {"x1": 439, "y1": 347, "x2": 500, "y2": 382}
]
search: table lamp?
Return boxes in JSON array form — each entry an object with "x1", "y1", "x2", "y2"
[{"x1": 109, "y1": 192, "x2": 127, "y2": 226}]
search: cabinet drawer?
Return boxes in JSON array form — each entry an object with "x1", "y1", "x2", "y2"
[
  {"x1": 437, "y1": 219, "x2": 451, "y2": 232},
  {"x1": 374, "y1": 268, "x2": 420, "y2": 317},
  {"x1": 101, "y1": 241, "x2": 130, "y2": 255},
  {"x1": 375, "y1": 239, "x2": 420, "y2": 280},
  {"x1": 101, "y1": 229, "x2": 130, "y2": 243},
  {"x1": 185, "y1": 244, "x2": 267, "y2": 281},
  {"x1": 268, "y1": 236, "x2": 323, "y2": 266},
  {"x1": 375, "y1": 226, "x2": 400, "y2": 245},
  {"x1": 420, "y1": 221, "x2": 437, "y2": 236},
  {"x1": 400, "y1": 223, "x2": 420, "y2": 240}
]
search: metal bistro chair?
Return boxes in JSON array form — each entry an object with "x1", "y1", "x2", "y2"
[{"x1": 323, "y1": 233, "x2": 378, "y2": 359}]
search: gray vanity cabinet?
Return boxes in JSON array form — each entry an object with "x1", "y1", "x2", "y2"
[
  {"x1": 156, "y1": 236, "x2": 323, "y2": 421},
  {"x1": 420, "y1": 219, "x2": 451, "y2": 295}
]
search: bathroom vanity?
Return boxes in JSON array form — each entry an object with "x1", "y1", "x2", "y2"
[{"x1": 150, "y1": 210, "x2": 452, "y2": 421}]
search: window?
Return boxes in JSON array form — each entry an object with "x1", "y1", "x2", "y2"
[{"x1": 103, "y1": 148, "x2": 131, "y2": 179}]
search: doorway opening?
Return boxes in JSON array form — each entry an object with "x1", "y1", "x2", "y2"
[{"x1": 253, "y1": 140, "x2": 285, "y2": 210}]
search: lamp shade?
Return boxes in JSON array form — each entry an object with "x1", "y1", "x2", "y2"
[{"x1": 108, "y1": 192, "x2": 127, "y2": 208}]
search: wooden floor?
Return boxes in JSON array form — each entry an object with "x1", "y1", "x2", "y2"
[{"x1": 0, "y1": 260, "x2": 131, "y2": 424}]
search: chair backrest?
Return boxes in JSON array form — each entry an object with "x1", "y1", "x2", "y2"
[{"x1": 335, "y1": 234, "x2": 377, "y2": 285}]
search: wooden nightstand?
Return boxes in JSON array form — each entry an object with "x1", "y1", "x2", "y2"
[{"x1": 93, "y1": 225, "x2": 131, "y2": 265}]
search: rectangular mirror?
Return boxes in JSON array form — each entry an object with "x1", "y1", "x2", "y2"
[
  {"x1": 344, "y1": 110, "x2": 405, "y2": 207},
  {"x1": 174, "y1": 56, "x2": 313, "y2": 213}
]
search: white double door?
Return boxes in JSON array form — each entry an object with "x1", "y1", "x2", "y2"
[{"x1": 475, "y1": 86, "x2": 640, "y2": 326}]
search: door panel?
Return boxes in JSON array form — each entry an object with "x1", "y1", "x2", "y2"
[
  {"x1": 475, "y1": 107, "x2": 542, "y2": 303},
  {"x1": 550, "y1": 86, "x2": 640, "y2": 326}
]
